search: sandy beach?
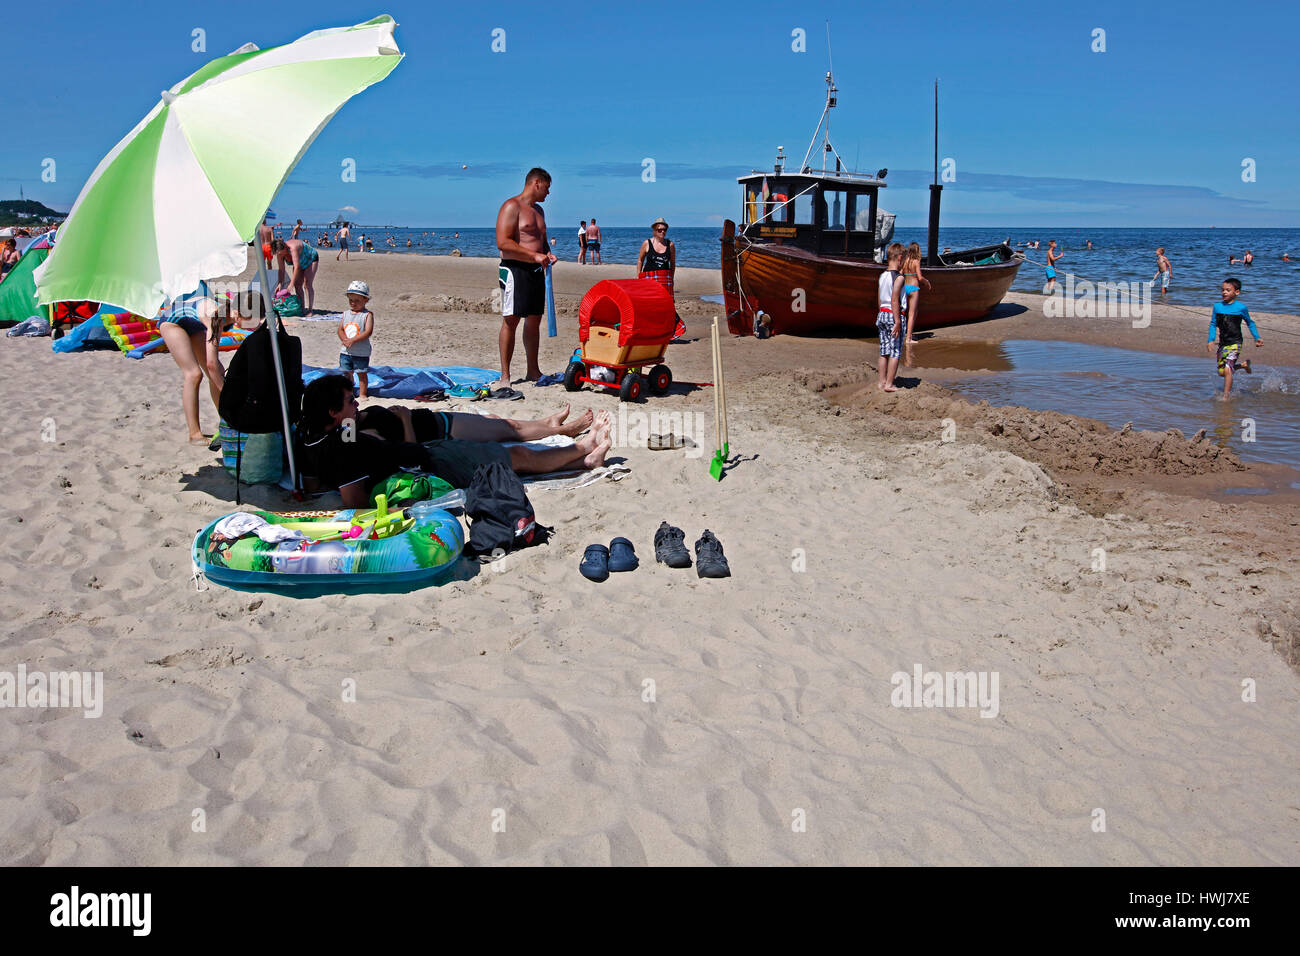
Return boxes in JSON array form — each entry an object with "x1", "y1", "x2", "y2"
[{"x1": 2, "y1": 251, "x2": 1297, "y2": 866}]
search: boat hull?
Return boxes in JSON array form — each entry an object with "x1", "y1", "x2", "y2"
[{"x1": 721, "y1": 221, "x2": 1023, "y2": 336}]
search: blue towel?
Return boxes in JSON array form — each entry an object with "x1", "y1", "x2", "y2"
[
  {"x1": 545, "y1": 264, "x2": 557, "y2": 338},
  {"x1": 301, "y1": 363, "x2": 496, "y2": 398}
]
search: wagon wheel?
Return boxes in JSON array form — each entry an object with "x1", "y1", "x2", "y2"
[
  {"x1": 618, "y1": 373, "x2": 642, "y2": 402},
  {"x1": 648, "y1": 364, "x2": 672, "y2": 395},
  {"x1": 563, "y1": 361, "x2": 585, "y2": 392}
]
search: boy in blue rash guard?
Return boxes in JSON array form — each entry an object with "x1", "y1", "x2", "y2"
[{"x1": 1206, "y1": 277, "x2": 1263, "y2": 398}]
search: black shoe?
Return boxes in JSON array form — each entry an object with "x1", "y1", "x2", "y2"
[
  {"x1": 694, "y1": 530, "x2": 731, "y2": 578},
  {"x1": 654, "y1": 522, "x2": 691, "y2": 568},
  {"x1": 608, "y1": 536, "x2": 639, "y2": 572}
]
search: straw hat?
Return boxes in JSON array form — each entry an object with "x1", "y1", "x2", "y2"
[{"x1": 650, "y1": 217, "x2": 669, "y2": 229}]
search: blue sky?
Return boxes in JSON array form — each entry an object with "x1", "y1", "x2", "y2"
[{"x1": 5, "y1": 0, "x2": 1298, "y2": 228}]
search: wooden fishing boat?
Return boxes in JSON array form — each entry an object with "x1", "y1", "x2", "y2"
[{"x1": 721, "y1": 76, "x2": 1023, "y2": 337}]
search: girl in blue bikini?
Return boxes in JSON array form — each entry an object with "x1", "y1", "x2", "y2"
[
  {"x1": 271, "y1": 237, "x2": 320, "y2": 314},
  {"x1": 899, "y1": 242, "x2": 930, "y2": 354}
]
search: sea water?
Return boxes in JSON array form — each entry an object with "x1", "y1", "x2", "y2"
[
  {"x1": 300, "y1": 225, "x2": 1300, "y2": 315},
  {"x1": 929, "y1": 339, "x2": 1300, "y2": 472}
]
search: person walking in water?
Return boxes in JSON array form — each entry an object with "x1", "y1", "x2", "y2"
[
  {"x1": 585, "y1": 218, "x2": 602, "y2": 265},
  {"x1": 494, "y1": 167, "x2": 556, "y2": 388},
  {"x1": 1044, "y1": 240, "x2": 1063, "y2": 294},
  {"x1": 1154, "y1": 247, "x2": 1172, "y2": 296},
  {"x1": 1207, "y1": 277, "x2": 1263, "y2": 399}
]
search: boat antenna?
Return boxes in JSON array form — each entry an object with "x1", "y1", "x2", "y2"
[
  {"x1": 798, "y1": 22, "x2": 846, "y2": 175},
  {"x1": 826, "y1": 21, "x2": 834, "y2": 81},
  {"x1": 933, "y1": 79, "x2": 939, "y2": 186}
]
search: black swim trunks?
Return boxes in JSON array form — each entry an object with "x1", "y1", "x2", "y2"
[
  {"x1": 360, "y1": 405, "x2": 451, "y2": 443},
  {"x1": 499, "y1": 259, "x2": 546, "y2": 317}
]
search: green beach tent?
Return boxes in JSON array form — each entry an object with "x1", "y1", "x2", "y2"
[{"x1": 0, "y1": 237, "x2": 52, "y2": 325}]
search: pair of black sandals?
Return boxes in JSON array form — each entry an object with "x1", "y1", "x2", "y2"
[{"x1": 580, "y1": 523, "x2": 730, "y2": 581}]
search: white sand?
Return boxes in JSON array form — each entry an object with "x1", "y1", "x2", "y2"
[{"x1": 1, "y1": 253, "x2": 1296, "y2": 865}]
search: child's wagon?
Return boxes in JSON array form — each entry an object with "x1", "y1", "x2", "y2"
[{"x1": 564, "y1": 278, "x2": 676, "y2": 402}]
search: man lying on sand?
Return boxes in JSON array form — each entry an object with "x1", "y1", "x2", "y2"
[{"x1": 299, "y1": 375, "x2": 610, "y2": 508}]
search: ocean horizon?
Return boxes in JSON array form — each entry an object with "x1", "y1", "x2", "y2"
[{"x1": 299, "y1": 225, "x2": 1300, "y2": 315}]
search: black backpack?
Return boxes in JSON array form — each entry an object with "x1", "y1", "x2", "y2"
[
  {"x1": 463, "y1": 461, "x2": 549, "y2": 560},
  {"x1": 219, "y1": 321, "x2": 303, "y2": 433},
  {"x1": 217, "y1": 321, "x2": 303, "y2": 500}
]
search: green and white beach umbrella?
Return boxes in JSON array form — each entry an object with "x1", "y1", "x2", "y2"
[{"x1": 35, "y1": 15, "x2": 403, "y2": 317}]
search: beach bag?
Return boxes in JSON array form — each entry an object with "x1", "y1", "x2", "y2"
[
  {"x1": 218, "y1": 321, "x2": 303, "y2": 501},
  {"x1": 218, "y1": 422, "x2": 285, "y2": 484},
  {"x1": 463, "y1": 461, "x2": 547, "y2": 559},
  {"x1": 219, "y1": 321, "x2": 303, "y2": 434},
  {"x1": 371, "y1": 471, "x2": 456, "y2": 508},
  {"x1": 272, "y1": 292, "x2": 303, "y2": 317}
]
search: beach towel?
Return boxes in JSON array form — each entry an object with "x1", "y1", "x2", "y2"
[
  {"x1": 504, "y1": 434, "x2": 632, "y2": 488},
  {"x1": 301, "y1": 363, "x2": 496, "y2": 398},
  {"x1": 296, "y1": 311, "x2": 344, "y2": 322}
]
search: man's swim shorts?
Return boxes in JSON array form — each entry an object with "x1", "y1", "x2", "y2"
[{"x1": 499, "y1": 259, "x2": 546, "y2": 317}]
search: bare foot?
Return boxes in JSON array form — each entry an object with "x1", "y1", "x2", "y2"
[
  {"x1": 544, "y1": 403, "x2": 571, "y2": 427},
  {"x1": 524, "y1": 369, "x2": 543, "y2": 383},
  {"x1": 882, "y1": 385, "x2": 898, "y2": 393},
  {"x1": 558, "y1": 408, "x2": 594, "y2": 437},
  {"x1": 1242, "y1": 359, "x2": 1252, "y2": 374},
  {"x1": 188, "y1": 435, "x2": 210, "y2": 445},
  {"x1": 583, "y1": 438, "x2": 611, "y2": 469}
]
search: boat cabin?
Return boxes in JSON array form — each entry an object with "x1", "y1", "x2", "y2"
[{"x1": 737, "y1": 169, "x2": 891, "y2": 260}]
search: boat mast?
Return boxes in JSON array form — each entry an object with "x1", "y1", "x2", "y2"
[{"x1": 798, "y1": 23, "x2": 846, "y2": 175}]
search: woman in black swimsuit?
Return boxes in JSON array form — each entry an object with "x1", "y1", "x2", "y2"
[{"x1": 637, "y1": 217, "x2": 684, "y2": 338}]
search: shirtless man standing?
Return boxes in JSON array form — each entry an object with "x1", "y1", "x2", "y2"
[
  {"x1": 495, "y1": 167, "x2": 556, "y2": 387},
  {"x1": 258, "y1": 218, "x2": 274, "y2": 269},
  {"x1": 335, "y1": 221, "x2": 351, "y2": 261},
  {"x1": 1154, "y1": 247, "x2": 1172, "y2": 296}
]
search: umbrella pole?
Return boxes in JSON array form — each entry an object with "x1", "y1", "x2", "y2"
[{"x1": 255, "y1": 252, "x2": 299, "y2": 491}]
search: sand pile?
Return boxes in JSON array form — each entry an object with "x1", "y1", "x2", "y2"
[{"x1": 810, "y1": 367, "x2": 1248, "y2": 480}]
